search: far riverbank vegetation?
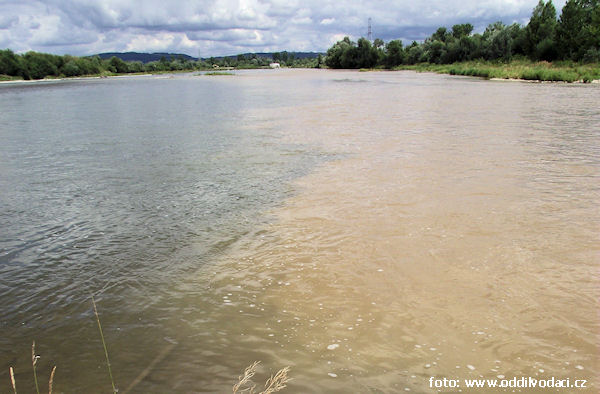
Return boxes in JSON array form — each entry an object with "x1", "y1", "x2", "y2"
[
  {"x1": 0, "y1": 50, "x2": 323, "y2": 81},
  {"x1": 1, "y1": 0, "x2": 598, "y2": 83},
  {"x1": 326, "y1": 0, "x2": 599, "y2": 82}
]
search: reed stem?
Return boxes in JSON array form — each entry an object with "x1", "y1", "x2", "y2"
[
  {"x1": 32, "y1": 341, "x2": 40, "y2": 394},
  {"x1": 92, "y1": 295, "x2": 117, "y2": 394},
  {"x1": 9, "y1": 366, "x2": 17, "y2": 394},
  {"x1": 49, "y1": 365, "x2": 56, "y2": 394}
]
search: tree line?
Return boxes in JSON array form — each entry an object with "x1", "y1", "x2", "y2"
[
  {"x1": 0, "y1": 51, "x2": 203, "y2": 80},
  {"x1": 0, "y1": 51, "x2": 322, "y2": 80},
  {"x1": 326, "y1": 0, "x2": 600, "y2": 69}
]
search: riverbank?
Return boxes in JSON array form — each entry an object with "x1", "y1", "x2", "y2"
[
  {"x1": 4, "y1": 61, "x2": 599, "y2": 85},
  {"x1": 0, "y1": 70, "x2": 237, "y2": 84},
  {"x1": 389, "y1": 60, "x2": 600, "y2": 83},
  {"x1": 0, "y1": 67, "x2": 284, "y2": 84},
  {"x1": 0, "y1": 72, "x2": 147, "y2": 84}
]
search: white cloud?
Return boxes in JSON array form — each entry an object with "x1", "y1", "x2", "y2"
[
  {"x1": 0, "y1": 0, "x2": 568, "y2": 56},
  {"x1": 125, "y1": 32, "x2": 177, "y2": 53}
]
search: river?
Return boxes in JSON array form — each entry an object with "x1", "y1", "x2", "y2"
[{"x1": 1, "y1": 69, "x2": 598, "y2": 393}]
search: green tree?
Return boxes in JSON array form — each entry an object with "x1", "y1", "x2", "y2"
[
  {"x1": 483, "y1": 22, "x2": 513, "y2": 60},
  {"x1": 316, "y1": 54, "x2": 323, "y2": 68},
  {"x1": 557, "y1": 0, "x2": 586, "y2": 58},
  {"x1": 22, "y1": 51, "x2": 60, "y2": 79},
  {"x1": 591, "y1": 1, "x2": 600, "y2": 45},
  {"x1": 432, "y1": 27, "x2": 450, "y2": 42},
  {"x1": 127, "y1": 61, "x2": 144, "y2": 73},
  {"x1": 325, "y1": 37, "x2": 354, "y2": 68},
  {"x1": 458, "y1": 35, "x2": 479, "y2": 60},
  {"x1": 356, "y1": 37, "x2": 379, "y2": 68},
  {"x1": 452, "y1": 23, "x2": 474, "y2": 39},
  {"x1": 144, "y1": 61, "x2": 161, "y2": 72},
  {"x1": 423, "y1": 40, "x2": 446, "y2": 63},
  {"x1": 406, "y1": 42, "x2": 424, "y2": 64},
  {"x1": 324, "y1": 36, "x2": 381, "y2": 68},
  {"x1": 0, "y1": 49, "x2": 21, "y2": 76},
  {"x1": 526, "y1": 0, "x2": 558, "y2": 60},
  {"x1": 557, "y1": 0, "x2": 600, "y2": 60},
  {"x1": 442, "y1": 37, "x2": 461, "y2": 63},
  {"x1": 583, "y1": 2, "x2": 600, "y2": 60},
  {"x1": 287, "y1": 52, "x2": 295, "y2": 66},
  {"x1": 75, "y1": 56, "x2": 101, "y2": 75},
  {"x1": 61, "y1": 60, "x2": 81, "y2": 77},
  {"x1": 340, "y1": 41, "x2": 360, "y2": 68},
  {"x1": 107, "y1": 56, "x2": 129, "y2": 73},
  {"x1": 509, "y1": 23, "x2": 528, "y2": 56},
  {"x1": 384, "y1": 40, "x2": 404, "y2": 67}
]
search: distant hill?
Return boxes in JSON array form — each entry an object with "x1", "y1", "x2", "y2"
[
  {"x1": 96, "y1": 52, "x2": 197, "y2": 63},
  {"x1": 218, "y1": 52, "x2": 323, "y2": 60},
  {"x1": 95, "y1": 51, "x2": 323, "y2": 63}
]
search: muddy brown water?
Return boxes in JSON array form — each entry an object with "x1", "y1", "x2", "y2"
[{"x1": 1, "y1": 70, "x2": 598, "y2": 392}]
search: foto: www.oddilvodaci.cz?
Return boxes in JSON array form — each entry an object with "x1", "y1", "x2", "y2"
[{"x1": 429, "y1": 376, "x2": 588, "y2": 390}]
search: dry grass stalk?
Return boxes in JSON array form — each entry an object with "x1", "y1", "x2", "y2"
[
  {"x1": 49, "y1": 366, "x2": 56, "y2": 394},
  {"x1": 233, "y1": 361, "x2": 259, "y2": 393},
  {"x1": 260, "y1": 366, "x2": 291, "y2": 394},
  {"x1": 32, "y1": 341, "x2": 40, "y2": 394},
  {"x1": 9, "y1": 366, "x2": 17, "y2": 394},
  {"x1": 91, "y1": 295, "x2": 118, "y2": 394},
  {"x1": 233, "y1": 362, "x2": 291, "y2": 394}
]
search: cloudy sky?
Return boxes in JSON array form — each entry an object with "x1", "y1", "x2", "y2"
[{"x1": 0, "y1": 0, "x2": 567, "y2": 57}]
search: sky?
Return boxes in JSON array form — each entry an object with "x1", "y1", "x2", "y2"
[{"x1": 0, "y1": 0, "x2": 567, "y2": 58}]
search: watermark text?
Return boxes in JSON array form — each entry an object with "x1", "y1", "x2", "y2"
[{"x1": 429, "y1": 376, "x2": 587, "y2": 389}]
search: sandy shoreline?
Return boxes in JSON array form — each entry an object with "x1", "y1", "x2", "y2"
[
  {"x1": 2, "y1": 69, "x2": 599, "y2": 85},
  {"x1": 0, "y1": 73, "x2": 156, "y2": 85}
]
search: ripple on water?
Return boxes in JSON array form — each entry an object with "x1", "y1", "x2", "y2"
[{"x1": 1, "y1": 70, "x2": 599, "y2": 392}]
